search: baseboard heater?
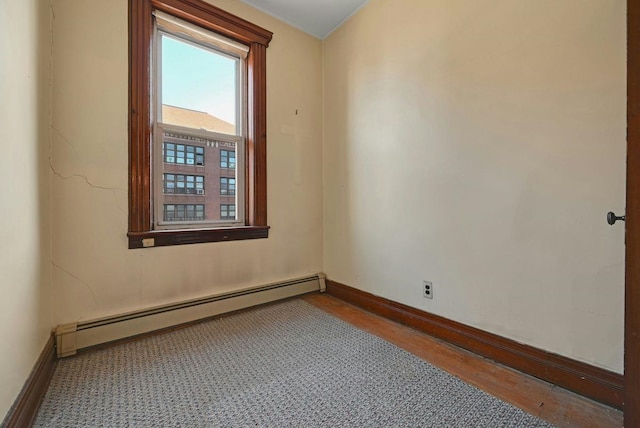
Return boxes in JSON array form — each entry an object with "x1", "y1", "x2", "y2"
[{"x1": 55, "y1": 273, "x2": 326, "y2": 358}]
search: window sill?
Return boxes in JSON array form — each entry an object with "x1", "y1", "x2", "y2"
[{"x1": 128, "y1": 225, "x2": 269, "y2": 249}]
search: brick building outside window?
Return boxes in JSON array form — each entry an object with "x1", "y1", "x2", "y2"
[{"x1": 160, "y1": 105, "x2": 237, "y2": 222}]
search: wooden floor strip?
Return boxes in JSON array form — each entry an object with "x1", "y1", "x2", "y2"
[{"x1": 303, "y1": 293, "x2": 623, "y2": 428}]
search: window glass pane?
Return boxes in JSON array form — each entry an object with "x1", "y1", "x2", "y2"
[
  {"x1": 161, "y1": 34, "x2": 238, "y2": 135},
  {"x1": 164, "y1": 204, "x2": 206, "y2": 222},
  {"x1": 220, "y1": 204, "x2": 236, "y2": 220},
  {"x1": 221, "y1": 150, "x2": 228, "y2": 168},
  {"x1": 164, "y1": 173, "x2": 176, "y2": 193},
  {"x1": 159, "y1": 131, "x2": 237, "y2": 225},
  {"x1": 164, "y1": 205, "x2": 175, "y2": 221},
  {"x1": 163, "y1": 142, "x2": 205, "y2": 166},
  {"x1": 220, "y1": 177, "x2": 229, "y2": 195}
]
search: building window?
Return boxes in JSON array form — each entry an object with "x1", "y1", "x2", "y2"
[
  {"x1": 163, "y1": 174, "x2": 204, "y2": 194},
  {"x1": 220, "y1": 204, "x2": 236, "y2": 220},
  {"x1": 220, "y1": 150, "x2": 235, "y2": 169},
  {"x1": 163, "y1": 142, "x2": 204, "y2": 165},
  {"x1": 220, "y1": 177, "x2": 236, "y2": 196},
  {"x1": 128, "y1": 0, "x2": 271, "y2": 248},
  {"x1": 163, "y1": 204, "x2": 205, "y2": 222}
]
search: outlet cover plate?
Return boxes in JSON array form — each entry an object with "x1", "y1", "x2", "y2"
[{"x1": 423, "y1": 280, "x2": 433, "y2": 299}]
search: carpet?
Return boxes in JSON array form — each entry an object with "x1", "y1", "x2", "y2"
[{"x1": 34, "y1": 299, "x2": 552, "y2": 427}]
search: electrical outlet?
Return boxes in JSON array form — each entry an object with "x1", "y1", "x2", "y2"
[{"x1": 423, "y1": 281, "x2": 433, "y2": 299}]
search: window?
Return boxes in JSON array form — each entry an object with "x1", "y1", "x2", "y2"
[
  {"x1": 220, "y1": 177, "x2": 236, "y2": 196},
  {"x1": 128, "y1": 0, "x2": 272, "y2": 248},
  {"x1": 220, "y1": 204, "x2": 236, "y2": 220},
  {"x1": 220, "y1": 150, "x2": 235, "y2": 169},
  {"x1": 163, "y1": 142, "x2": 204, "y2": 165},
  {"x1": 163, "y1": 174, "x2": 204, "y2": 194},
  {"x1": 154, "y1": 15, "x2": 245, "y2": 229},
  {"x1": 164, "y1": 204, "x2": 205, "y2": 221}
]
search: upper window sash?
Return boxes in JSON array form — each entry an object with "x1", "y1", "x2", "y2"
[{"x1": 154, "y1": 25, "x2": 246, "y2": 138}]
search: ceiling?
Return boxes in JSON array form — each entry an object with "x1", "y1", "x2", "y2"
[{"x1": 239, "y1": 0, "x2": 370, "y2": 39}]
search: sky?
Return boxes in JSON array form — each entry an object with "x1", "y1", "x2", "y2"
[{"x1": 161, "y1": 34, "x2": 237, "y2": 125}]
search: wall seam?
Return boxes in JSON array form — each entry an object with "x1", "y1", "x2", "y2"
[{"x1": 47, "y1": 0, "x2": 55, "y2": 330}]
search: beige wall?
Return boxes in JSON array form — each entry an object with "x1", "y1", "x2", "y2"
[
  {"x1": 323, "y1": 0, "x2": 626, "y2": 373},
  {"x1": 0, "y1": 0, "x2": 52, "y2": 418},
  {"x1": 49, "y1": 0, "x2": 323, "y2": 324},
  {"x1": 0, "y1": 1, "x2": 627, "y2": 418}
]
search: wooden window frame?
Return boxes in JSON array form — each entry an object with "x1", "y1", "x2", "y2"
[{"x1": 128, "y1": 0, "x2": 272, "y2": 249}]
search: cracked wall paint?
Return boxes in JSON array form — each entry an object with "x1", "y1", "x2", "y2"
[
  {"x1": 52, "y1": 261, "x2": 98, "y2": 305},
  {"x1": 49, "y1": 128, "x2": 127, "y2": 220},
  {"x1": 50, "y1": 124, "x2": 126, "y2": 192},
  {"x1": 50, "y1": 162, "x2": 126, "y2": 192},
  {"x1": 50, "y1": 0, "x2": 323, "y2": 324}
]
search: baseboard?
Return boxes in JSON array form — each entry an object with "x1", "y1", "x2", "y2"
[
  {"x1": 56, "y1": 273, "x2": 326, "y2": 356},
  {"x1": 326, "y1": 280, "x2": 624, "y2": 409},
  {"x1": 1, "y1": 334, "x2": 57, "y2": 428}
]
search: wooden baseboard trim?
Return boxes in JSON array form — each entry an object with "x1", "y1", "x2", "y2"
[
  {"x1": 2, "y1": 334, "x2": 57, "y2": 428},
  {"x1": 326, "y1": 280, "x2": 624, "y2": 409}
]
